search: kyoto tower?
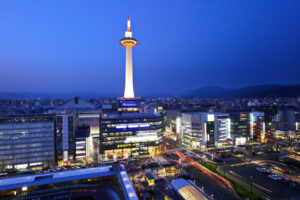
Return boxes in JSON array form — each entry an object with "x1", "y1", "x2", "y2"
[{"x1": 120, "y1": 17, "x2": 138, "y2": 98}]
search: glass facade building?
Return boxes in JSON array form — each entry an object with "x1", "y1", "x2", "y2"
[
  {"x1": 100, "y1": 112, "x2": 163, "y2": 159},
  {"x1": 0, "y1": 115, "x2": 55, "y2": 170},
  {"x1": 181, "y1": 112, "x2": 231, "y2": 149},
  {"x1": 228, "y1": 110, "x2": 251, "y2": 144}
]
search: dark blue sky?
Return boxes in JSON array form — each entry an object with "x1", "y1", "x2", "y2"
[{"x1": 0, "y1": 0, "x2": 299, "y2": 96}]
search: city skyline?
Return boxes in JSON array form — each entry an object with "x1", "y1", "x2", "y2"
[
  {"x1": 0, "y1": 0, "x2": 300, "y2": 96},
  {"x1": 0, "y1": 2, "x2": 299, "y2": 199}
]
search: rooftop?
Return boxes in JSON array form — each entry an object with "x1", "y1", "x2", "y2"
[
  {"x1": 0, "y1": 165, "x2": 138, "y2": 200},
  {"x1": 169, "y1": 178, "x2": 212, "y2": 200}
]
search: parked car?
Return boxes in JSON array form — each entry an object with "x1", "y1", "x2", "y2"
[
  {"x1": 289, "y1": 180, "x2": 300, "y2": 190},
  {"x1": 279, "y1": 177, "x2": 289, "y2": 185},
  {"x1": 256, "y1": 167, "x2": 270, "y2": 174},
  {"x1": 268, "y1": 174, "x2": 282, "y2": 181},
  {"x1": 256, "y1": 167, "x2": 265, "y2": 172}
]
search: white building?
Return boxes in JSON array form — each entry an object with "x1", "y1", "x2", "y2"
[{"x1": 180, "y1": 112, "x2": 231, "y2": 149}]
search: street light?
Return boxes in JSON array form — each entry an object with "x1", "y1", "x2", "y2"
[
  {"x1": 250, "y1": 176, "x2": 253, "y2": 193},
  {"x1": 223, "y1": 161, "x2": 226, "y2": 178}
]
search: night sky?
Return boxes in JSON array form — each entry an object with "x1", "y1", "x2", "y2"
[{"x1": 0, "y1": 0, "x2": 299, "y2": 96}]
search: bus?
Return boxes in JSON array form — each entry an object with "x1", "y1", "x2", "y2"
[{"x1": 145, "y1": 173, "x2": 155, "y2": 186}]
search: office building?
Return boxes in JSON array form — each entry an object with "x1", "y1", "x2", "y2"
[
  {"x1": 77, "y1": 112, "x2": 101, "y2": 162},
  {"x1": 250, "y1": 111, "x2": 265, "y2": 142},
  {"x1": 181, "y1": 112, "x2": 231, "y2": 149},
  {"x1": 273, "y1": 109, "x2": 296, "y2": 131},
  {"x1": 55, "y1": 114, "x2": 75, "y2": 165},
  {"x1": 49, "y1": 97, "x2": 101, "y2": 163},
  {"x1": 100, "y1": 111, "x2": 163, "y2": 159},
  {"x1": 0, "y1": 115, "x2": 55, "y2": 170},
  {"x1": 228, "y1": 110, "x2": 251, "y2": 145}
]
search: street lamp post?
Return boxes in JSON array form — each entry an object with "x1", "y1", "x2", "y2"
[
  {"x1": 223, "y1": 162, "x2": 226, "y2": 178},
  {"x1": 250, "y1": 176, "x2": 253, "y2": 193}
]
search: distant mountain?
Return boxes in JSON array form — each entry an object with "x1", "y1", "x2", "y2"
[
  {"x1": 182, "y1": 84, "x2": 300, "y2": 98},
  {"x1": 182, "y1": 86, "x2": 235, "y2": 98},
  {"x1": 1, "y1": 84, "x2": 300, "y2": 99}
]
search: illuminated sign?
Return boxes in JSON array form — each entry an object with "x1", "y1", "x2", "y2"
[
  {"x1": 235, "y1": 137, "x2": 246, "y2": 145},
  {"x1": 136, "y1": 132, "x2": 157, "y2": 136},
  {"x1": 116, "y1": 123, "x2": 150, "y2": 129},
  {"x1": 125, "y1": 135, "x2": 158, "y2": 143},
  {"x1": 207, "y1": 114, "x2": 214, "y2": 122}
]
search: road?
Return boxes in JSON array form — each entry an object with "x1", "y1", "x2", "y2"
[
  {"x1": 163, "y1": 137, "x2": 241, "y2": 200},
  {"x1": 186, "y1": 166, "x2": 240, "y2": 200},
  {"x1": 164, "y1": 137, "x2": 215, "y2": 164}
]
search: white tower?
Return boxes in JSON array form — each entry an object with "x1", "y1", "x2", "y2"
[{"x1": 120, "y1": 17, "x2": 138, "y2": 98}]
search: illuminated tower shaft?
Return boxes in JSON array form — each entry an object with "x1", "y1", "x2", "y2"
[
  {"x1": 120, "y1": 18, "x2": 138, "y2": 98},
  {"x1": 125, "y1": 46, "x2": 134, "y2": 98}
]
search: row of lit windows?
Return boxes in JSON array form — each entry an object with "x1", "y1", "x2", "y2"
[
  {"x1": 102, "y1": 117, "x2": 161, "y2": 124},
  {"x1": 0, "y1": 151, "x2": 54, "y2": 160},
  {"x1": 0, "y1": 147, "x2": 54, "y2": 155},
  {"x1": 0, "y1": 142, "x2": 53, "y2": 150},
  {"x1": 102, "y1": 132, "x2": 133, "y2": 137},
  {"x1": 104, "y1": 136, "x2": 126, "y2": 141},
  {"x1": 103, "y1": 121, "x2": 162, "y2": 128},
  {"x1": 0, "y1": 123, "x2": 53, "y2": 130}
]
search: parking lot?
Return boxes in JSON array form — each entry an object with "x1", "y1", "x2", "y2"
[{"x1": 229, "y1": 164, "x2": 300, "y2": 200}]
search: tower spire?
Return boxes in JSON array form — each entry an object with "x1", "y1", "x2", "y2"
[{"x1": 127, "y1": 17, "x2": 131, "y2": 32}]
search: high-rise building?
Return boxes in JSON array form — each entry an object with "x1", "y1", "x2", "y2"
[
  {"x1": 0, "y1": 115, "x2": 55, "y2": 171},
  {"x1": 55, "y1": 114, "x2": 75, "y2": 165},
  {"x1": 273, "y1": 109, "x2": 295, "y2": 131},
  {"x1": 250, "y1": 111, "x2": 265, "y2": 142},
  {"x1": 228, "y1": 110, "x2": 266, "y2": 144},
  {"x1": 228, "y1": 110, "x2": 251, "y2": 145},
  {"x1": 48, "y1": 97, "x2": 101, "y2": 163},
  {"x1": 100, "y1": 18, "x2": 163, "y2": 160}
]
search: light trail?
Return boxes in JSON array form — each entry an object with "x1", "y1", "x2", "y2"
[{"x1": 175, "y1": 150, "x2": 235, "y2": 193}]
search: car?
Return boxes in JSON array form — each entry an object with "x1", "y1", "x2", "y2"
[
  {"x1": 268, "y1": 174, "x2": 282, "y2": 181},
  {"x1": 279, "y1": 177, "x2": 289, "y2": 185},
  {"x1": 256, "y1": 167, "x2": 269, "y2": 173},
  {"x1": 289, "y1": 180, "x2": 300, "y2": 189},
  {"x1": 56, "y1": 167, "x2": 62, "y2": 171},
  {"x1": 244, "y1": 158, "x2": 251, "y2": 162},
  {"x1": 256, "y1": 167, "x2": 265, "y2": 172}
]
